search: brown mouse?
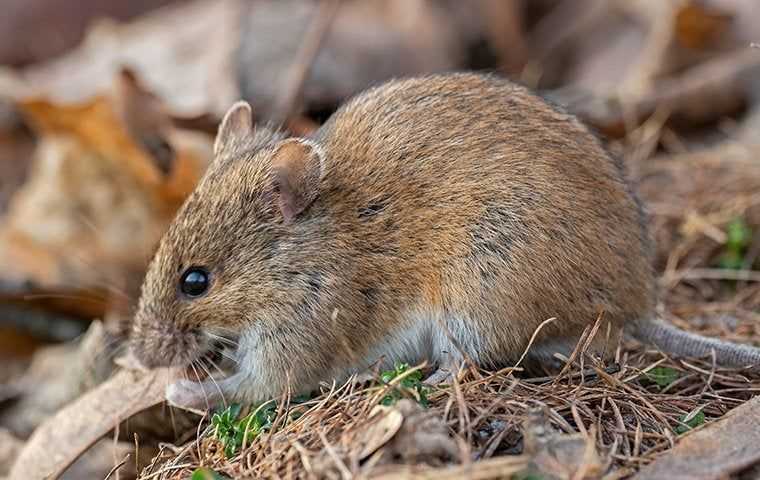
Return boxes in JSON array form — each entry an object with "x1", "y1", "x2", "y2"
[{"x1": 130, "y1": 73, "x2": 760, "y2": 409}]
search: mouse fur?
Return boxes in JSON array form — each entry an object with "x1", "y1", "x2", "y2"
[{"x1": 130, "y1": 73, "x2": 760, "y2": 408}]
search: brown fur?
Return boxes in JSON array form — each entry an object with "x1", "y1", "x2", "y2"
[{"x1": 131, "y1": 73, "x2": 657, "y2": 404}]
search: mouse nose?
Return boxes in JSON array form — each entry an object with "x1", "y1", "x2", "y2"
[{"x1": 130, "y1": 322, "x2": 202, "y2": 369}]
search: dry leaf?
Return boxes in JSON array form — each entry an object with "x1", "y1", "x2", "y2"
[
  {"x1": 0, "y1": 321, "x2": 115, "y2": 437},
  {"x1": 358, "y1": 405, "x2": 405, "y2": 460},
  {"x1": 0, "y1": 0, "x2": 242, "y2": 118},
  {"x1": 633, "y1": 395, "x2": 760, "y2": 480},
  {"x1": 9, "y1": 368, "x2": 173, "y2": 479},
  {"x1": 0, "y1": 70, "x2": 212, "y2": 301},
  {"x1": 0, "y1": 427, "x2": 22, "y2": 476},
  {"x1": 314, "y1": 399, "x2": 458, "y2": 477}
]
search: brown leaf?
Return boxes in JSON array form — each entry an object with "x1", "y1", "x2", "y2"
[
  {"x1": 633, "y1": 395, "x2": 760, "y2": 480},
  {"x1": 358, "y1": 405, "x2": 405, "y2": 460},
  {"x1": 0, "y1": 73, "x2": 211, "y2": 302},
  {"x1": 0, "y1": 0, "x2": 242, "y2": 118},
  {"x1": 0, "y1": 427, "x2": 22, "y2": 476},
  {"x1": 9, "y1": 368, "x2": 173, "y2": 479},
  {"x1": 675, "y1": 2, "x2": 733, "y2": 49}
]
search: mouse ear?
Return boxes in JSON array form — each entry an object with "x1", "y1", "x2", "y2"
[
  {"x1": 270, "y1": 138, "x2": 324, "y2": 223},
  {"x1": 214, "y1": 101, "x2": 254, "y2": 155}
]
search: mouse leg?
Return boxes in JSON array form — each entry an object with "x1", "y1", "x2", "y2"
[{"x1": 423, "y1": 367, "x2": 453, "y2": 385}]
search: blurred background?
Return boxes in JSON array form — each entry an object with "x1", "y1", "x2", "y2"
[{"x1": 1, "y1": 0, "x2": 760, "y2": 477}]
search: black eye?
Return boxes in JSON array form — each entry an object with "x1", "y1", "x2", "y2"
[{"x1": 180, "y1": 267, "x2": 210, "y2": 297}]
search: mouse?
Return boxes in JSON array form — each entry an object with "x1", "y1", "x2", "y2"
[{"x1": 129, "y1": 72, "x2": 760, "y2": 409}]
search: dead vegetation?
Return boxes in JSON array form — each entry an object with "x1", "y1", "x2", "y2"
[
  {"x1": 2, "y1": 0, "x2": 760, "y2": 478},
  {"x1": 139, "y1": 346, "x2": 760, "y2": 478}
]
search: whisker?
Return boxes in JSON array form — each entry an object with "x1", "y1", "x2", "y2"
[
  {"x1": 190, "y1": 361, "x2": 210, "y2": 411},
  {"x1": 198, "y1": 361, "x2": 227, "y2": 408},
  {"x1": 206, "y1": 332, "x2": 239, "y2": 347},
  {"x1": 205, "y1": 356, "x2": 228, "y2": 378},
  {"x1": 164, "y1": 368, "x2": 179, "y2": 436},
  {"x1": 218, "y1": 349, "x2": 239, "y2": 365}
]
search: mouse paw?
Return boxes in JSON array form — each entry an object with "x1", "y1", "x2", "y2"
[
  {"x1": 166, "y1": 378, "x2": 226, "y2": 411},
  {"x1": 423, "y1": 367, "x2": 454, "y2": 386}
]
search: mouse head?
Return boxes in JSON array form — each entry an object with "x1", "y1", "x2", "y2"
[{"x1": 130, "y1": 102, "x2": 328, "y2": 371}]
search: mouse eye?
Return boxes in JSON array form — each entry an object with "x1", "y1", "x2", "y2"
[{"x1": 180, "y1": 267, "x2": 210, "y2": 297}]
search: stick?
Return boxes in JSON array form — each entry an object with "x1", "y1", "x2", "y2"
[{"x1": 271, "y1": 0, "x2": 342, "y2": 126}]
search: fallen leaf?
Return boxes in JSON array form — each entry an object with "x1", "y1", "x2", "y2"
[
  {"x1": 0, "y1": 69, "x2": 212, "y2": 312},
  {"x1": 633, "y1": 395, "x2": 760, "y2": 480},
  {"x1": 9, "y1": 367, "x2": 173, "y2": 479},
  {"x1": 313, "y1": 399, "x2": 458, "y2": 477},
  {"x1": 0, "y1": 0, "x2": 242, "y2": 118},
  {"x1": 358, "y1": 405, "x2": 405, "y2": 460},
  {"x1": 675, "y1": 2, "x2": 733, "y2": 49},
  {"x1": 0, "y1": 427, "x2": 22, "y2": 476}
]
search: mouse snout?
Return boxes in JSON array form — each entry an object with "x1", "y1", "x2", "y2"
[{"x1": 130, "y1": 321, "x2": 203, "y2": 369}]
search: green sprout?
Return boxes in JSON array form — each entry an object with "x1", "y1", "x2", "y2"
[
  {"x1": 717, "y1": 217, "x2": 752, "y2": 270},
  {"x1": 211, "y1": 402, "x2": 277, "y2": 458},
  {"x1": 643, "y1": 366, "x2": 680, "y2": 388},
  {"x1": 675, "y1": 408, "x2": 705, "y2": 434},
  {"x1": 379, "y1": 363, "x2": 430, "y2": 407},
  {"x1": 191, "y1": 468, "x2": 231, "y2": 480}
]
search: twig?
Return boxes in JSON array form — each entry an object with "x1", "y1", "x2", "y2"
[
  {"x1": 663, "y1": 268, "x2": 760, "y2": 285},
  {"x1": 103, "y1": 453, "x2": 131, "y2": 480},
  {"x1": 318, "y1": 429, "x2": 352, "y2": 479},
  {"x1": 271, "y1": 0, "x2": 342, "y2": 125}
]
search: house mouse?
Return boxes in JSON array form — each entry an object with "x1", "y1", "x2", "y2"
[{"x1": 130, "y1": 73, "x2": 760, "y2": 409}]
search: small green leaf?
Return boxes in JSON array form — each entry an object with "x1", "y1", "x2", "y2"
[
  {"x1": 211, "y1": 402, "x2": 276, "y2": 458},
  {"x1": 675, "y1": 409, "x2": 705, "y2": 434},
  {"x1": 726, "y1": 218, "x2": 751, "y2": 250},
  {"x1": 191, "y1": 468, "x2": 230, "y2": 480},
  {"x1": 644, "y1": 366, "x2": 680, "y2": 388},
  {"x1": 378, "y1": 362, "x2": 430, "y2": 407},
  {"x1": 718, "y1": 250, "x2": 744, "y2": 270},
  {"x1": 717, "y1": 218, "x2": 752, "y2": 271}
]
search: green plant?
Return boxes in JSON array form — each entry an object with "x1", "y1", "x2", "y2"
[
  {"x1": 211, "y1": 402, "x2": 276, "y2": 458},
  {"x1": 191, "y1": 467, "x2": 231, "y2": 480},
  {"x1": 717, "y1": 217, "x2": 752, "y2": 270},
  {"x1": 643, "y1": 366, "x2": 680, "y2": 388},
  {"x1": 512, "y1": 471, "x2": 545, "y2": 480},
  {"x1": 379, "y1": 363, "x2": 430, "y2": 407},
  {"x1": 675, "y1": 408, "x2": 705, "y2": 434}
]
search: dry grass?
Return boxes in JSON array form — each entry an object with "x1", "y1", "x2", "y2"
[{"x1": 139, "y1": 347, "x2": 760, "y2": 479}]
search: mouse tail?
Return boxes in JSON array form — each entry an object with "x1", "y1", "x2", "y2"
[{"x1": 629, "y1": 318, "x2": 760, "y2": 367}]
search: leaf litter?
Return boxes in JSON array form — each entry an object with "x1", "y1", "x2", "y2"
[{"x1": 2, "y1": 0, "x2": 760, "y2": 479}]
